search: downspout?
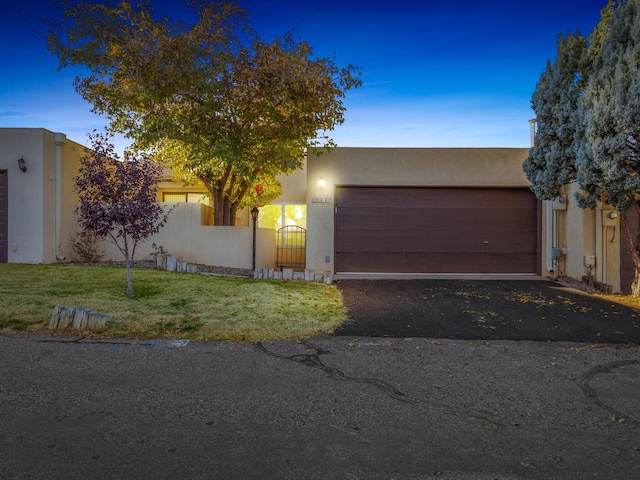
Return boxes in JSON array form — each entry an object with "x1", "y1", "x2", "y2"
[
  {"x1": 54, "y1": 132, "x2": 66, "y2": 261},
  {"x1": 529, "y1": 118, "x2": 555, "y2": 274}
]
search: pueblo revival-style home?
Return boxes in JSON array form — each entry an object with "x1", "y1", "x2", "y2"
[{"x1": 0, "y1": 127, "x2": 632, "y2": 293}]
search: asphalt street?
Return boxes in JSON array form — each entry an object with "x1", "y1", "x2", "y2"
[{"x1": 1, "y1": 333, "x2": 639, "y2": 479}]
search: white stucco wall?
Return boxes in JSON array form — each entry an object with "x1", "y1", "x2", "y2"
[
  {"x1": 552, "y1": 182, "x2": 621, "y2": 292},
  {"x1": 0, "y1": 128, "x2": 85, "y2": 264},
  {"x1": 275, "y1": 158, "x2": 307, "y2": 203},
  {"x1": 0, "y1": 129, "x2": 46, "y2": 263},
  {"x1": 98, "y1": 203, "x2": 276, "y2": 269}
]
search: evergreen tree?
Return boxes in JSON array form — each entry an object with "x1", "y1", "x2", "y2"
[
  {"x1": 576, "y1": 0, "x2": 640, "y2": 294},
  {"x1": 523, "y1": 32, "x2": 586, "y2": 200}
]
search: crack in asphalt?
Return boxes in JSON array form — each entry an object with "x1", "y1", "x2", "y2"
[
  {"x1": 36, "y1": 337, "x2": 149, "y2": 346},
  {"x1": 256, "y1": 340, "x2": 418, "y2": 404},
  {"x1": 577, "y1": 359, "x2": 640, "y2": 425},
  {"x1": 255, "y1": 341, "x2": 511, "y2": 428},
  {"x1": 35, "y1": 337, "x2": 189, "y2": 350}
]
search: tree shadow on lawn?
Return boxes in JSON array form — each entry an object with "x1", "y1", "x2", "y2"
[{"x1": 335, "y1": 279, "x2": 640, "y2": 344}]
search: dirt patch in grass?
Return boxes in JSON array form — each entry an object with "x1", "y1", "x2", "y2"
[{"x1": 0, "y1": 264, "x2": 346, "y2": 342}]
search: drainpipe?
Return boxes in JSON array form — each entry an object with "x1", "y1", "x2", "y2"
[
  {"x1": 530, "y1": 119, "x2": 555, "y2": 274},
  {"x1": 54, "y1": 133, "x2": 66, "y2": 261}
]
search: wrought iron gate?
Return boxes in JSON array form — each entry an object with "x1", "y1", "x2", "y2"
[{"x1": 276, "y1": 225, "x2": 306, "y2": 270}]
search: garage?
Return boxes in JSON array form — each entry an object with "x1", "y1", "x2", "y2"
[{"x1": 335, "y1": 186, "x2": 539, "y2": 274}]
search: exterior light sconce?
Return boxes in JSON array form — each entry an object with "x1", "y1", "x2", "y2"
[
  {"x1": 608, "y1": 211, "x2": 618, "y2": 220},
  {"x1": 317, "y1": 177, "x2": 326, "y2": 188},
  {"x1": 17, "y1": 156, "x2": 27, "y2": 173}
]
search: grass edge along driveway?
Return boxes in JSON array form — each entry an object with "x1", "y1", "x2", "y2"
[{"x1": 0, "y1": 264, "x2": 347, "y2": 342}]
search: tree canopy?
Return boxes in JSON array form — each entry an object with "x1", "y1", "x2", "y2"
[
  {"x1": 524, "y1": 0, "x2": 640, "y2": 294},
  {"x1": 75, "y1": 132, "x2": 169, "y2": 297},
  {"x1": 522, "y1": 32, "x2": 586, "y2": 200},
  {"x1": 46, "y1": 0, "x2": 361, "y2": 225},
  {"x1": 576, "y1": 0, "x2": 640, "y2": 212}
]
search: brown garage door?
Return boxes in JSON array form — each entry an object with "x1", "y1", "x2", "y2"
[
  {"x1": 335, "y1": 186, "x2": 539, "y2": 274},
  {"x1": 0, "y1": 171, "x2": 7, "y2": 263}
]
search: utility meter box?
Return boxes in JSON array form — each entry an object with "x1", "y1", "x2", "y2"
[{"x1": 551, "y1": 247, "x2": 563, "y2": 258}]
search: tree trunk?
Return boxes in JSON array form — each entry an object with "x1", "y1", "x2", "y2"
[
  {"x1": 223, "y1": 197, "x2": 231, "y2": 225},
  {"x1": 229, "y1": 201, "x2": 239, "y2": 226},
  {"x1": 213, "y1": 190, "x2": 224, "y2": 226},
  {"x1": 212, "y1": 193, "x2": 239, "y2": 226},
  {"x1": 123, "y1": 236, "x2": 134, "y2": 298},
  {"x1": 620, "y1": 212, "x2": 640, "y2": 297}
]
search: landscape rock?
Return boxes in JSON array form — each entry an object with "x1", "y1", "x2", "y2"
[
  {"x1": 166, "y1": 256, "x2": 177, "y2": 272},
  {"x1": 49, "y1": 305, "x2": 110, "y2": 331}
]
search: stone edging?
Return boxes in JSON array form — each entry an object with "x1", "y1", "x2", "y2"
[
  {"x1": 253, "y1": 268, "x2": 334, "y2": 285},
  {"x1": 155, "y1": 254, "x2": 333, "y2": 284}
]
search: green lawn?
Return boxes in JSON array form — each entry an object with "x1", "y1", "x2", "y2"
[{"x1": 0, "y1": 264, "x2": 347, "y2": 342}]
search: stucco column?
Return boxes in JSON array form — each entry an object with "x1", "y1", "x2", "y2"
[{"x1": 54, "y1": 132, "x2": 67, "y2": 261}]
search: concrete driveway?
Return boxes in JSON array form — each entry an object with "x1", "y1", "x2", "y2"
[{"x1": 335, "y1": 279, "x2": 640, "y2": 344}]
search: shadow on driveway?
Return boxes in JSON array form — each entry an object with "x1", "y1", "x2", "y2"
[{"x1": 335, "y1": 279, "x2": 640, "y2": 344}]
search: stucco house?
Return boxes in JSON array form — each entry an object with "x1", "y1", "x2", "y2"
[{"x1": 0, "y1": 127, "x2": 630, "y2": 292}]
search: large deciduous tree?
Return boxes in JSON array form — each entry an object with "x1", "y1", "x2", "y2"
[
  {"x1": 46, "y1": 0, "x2": 361, "y2": 225},
  {"x1": 75, "y1": 132, "x2": 168, "y2": 298}
]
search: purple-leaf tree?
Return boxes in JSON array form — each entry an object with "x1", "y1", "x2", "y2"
[{"x1": 74, "y1": 132, "x2": 169, "y2": 298}]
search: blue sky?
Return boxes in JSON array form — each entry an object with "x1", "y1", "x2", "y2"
[{"x1": 0, "y1": 0, "x2": 608, "y2": 152}]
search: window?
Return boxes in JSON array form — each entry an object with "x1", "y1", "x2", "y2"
[
  {"x1": 162, "y1": 193, "x2": 211, "y2": 205},
  {"x1": 258, "y1": 204, "x2": 306, "y2": 230}
]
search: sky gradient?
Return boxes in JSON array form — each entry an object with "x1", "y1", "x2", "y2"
[{"x1": 0, "y1": 0, "x2": 610, "y2": 152}]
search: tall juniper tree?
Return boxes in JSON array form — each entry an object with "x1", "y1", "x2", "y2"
[
  {"x1": 576, "y1": 0, "x2": 640, "y2": 295},
  {"x1": 522, "y1": 0, "x2": 640, "y2": 295},
  {"x1": 523, "y1": 32, "x2": 586, "y2": 200}
]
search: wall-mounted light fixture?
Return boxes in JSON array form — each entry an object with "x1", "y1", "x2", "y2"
[
  {"x1": 17, "y1": 156, "x2": 26, "y2": 173},
  {"x1": 608, "y1": 211, "x2": 618, "y2": 220},
  {"x1": 317, "y1": 177, "x2": 326, "y2": 188}
]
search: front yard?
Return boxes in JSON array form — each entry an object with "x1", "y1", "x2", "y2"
[{"x1": 0, "y1": 264, "x2": 347, "y2": 342}]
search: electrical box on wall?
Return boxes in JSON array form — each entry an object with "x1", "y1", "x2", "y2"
[
  {"x1": 602, "y1": 210, "x2": 619, "y2": 227},
  {"x1": 584, "y1": 255, "x2": 596, "y2": 267}
]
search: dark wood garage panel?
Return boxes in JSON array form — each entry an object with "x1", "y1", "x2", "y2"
[
  {"x1": 0, "y1": 171, "x2": 7, "y2": 263},
  {"x1": 335, "y1": 186, "x2": 539, "y2": 274}
]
